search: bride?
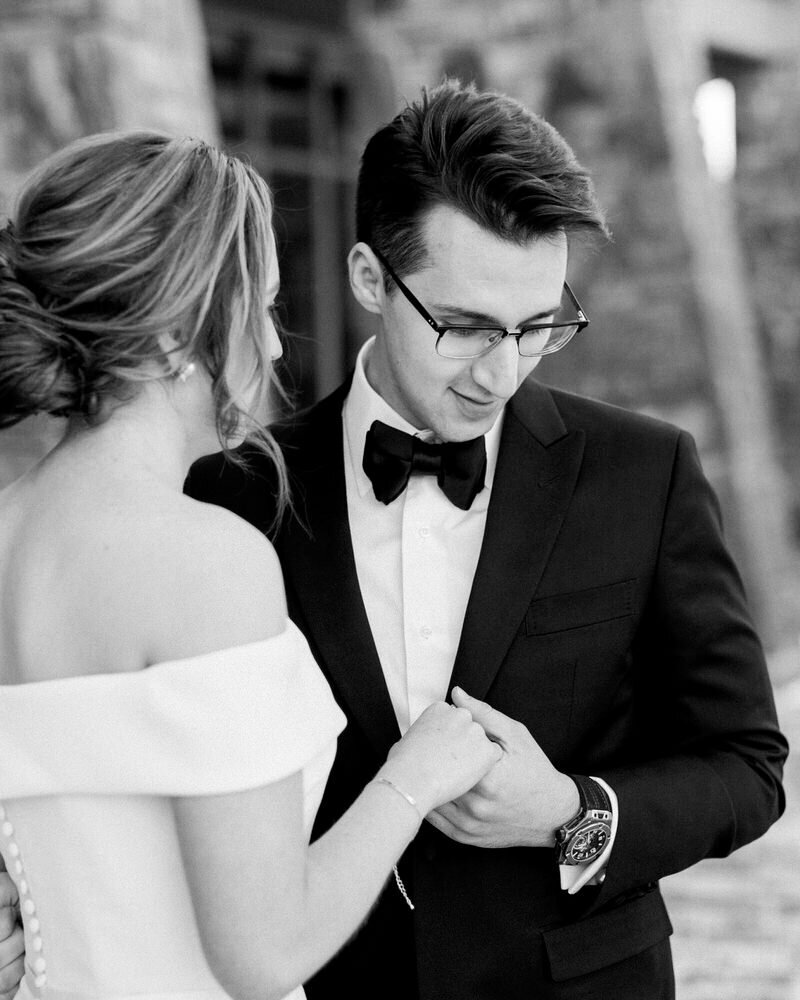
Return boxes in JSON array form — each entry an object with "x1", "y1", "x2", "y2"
[{"x1": 0, "y1": 131, "x2": 501, "y2": 1000}]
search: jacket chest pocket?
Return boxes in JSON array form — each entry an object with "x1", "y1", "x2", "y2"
[
  {"x1": 525, "y1": 579, "x2": 636, "y2": 637},
  {"x1": 494, "y1": 580, "x2": 639, "y2": 763}
]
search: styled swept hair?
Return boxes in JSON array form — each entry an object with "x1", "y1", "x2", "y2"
[{"x1": 356, "y1": 79, "x2": 609, "y2": 280}]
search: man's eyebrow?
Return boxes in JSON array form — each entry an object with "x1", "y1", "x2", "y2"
[{"x1": 429, "y1": 301, "x2": 562, "y2": 326}]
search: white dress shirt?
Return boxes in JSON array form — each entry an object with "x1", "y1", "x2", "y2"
[{"x1": 342, "y1": 337, "x2": 616, "y2": 893}]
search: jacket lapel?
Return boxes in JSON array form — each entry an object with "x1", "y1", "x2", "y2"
[
  {"x1": 449, "y1": 379, "x2": 585, "y2": 700},
  {"x1": 276, "y1": 385, "x2": 401, "y2": 759}
]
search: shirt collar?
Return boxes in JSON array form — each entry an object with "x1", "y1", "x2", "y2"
[{"x1": 343, "y1": 336, "x2": 504, "y2": 500}]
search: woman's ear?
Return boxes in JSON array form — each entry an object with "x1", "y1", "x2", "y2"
[
  {"x1": 156, "y1": 330, "x2": 187, "y2": 375},
  {"x1": 347, "y1": 242, "x2": 386, "y2": 316}
]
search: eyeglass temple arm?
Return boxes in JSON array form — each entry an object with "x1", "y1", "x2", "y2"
[
  {"x1": 371, "y1": 246, "x2": 442, "y2": 330},
  {"x1": 374, "y1": 245, "x2": 587, "y2": 329}
]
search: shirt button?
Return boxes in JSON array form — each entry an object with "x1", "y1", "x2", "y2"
[
  {"x1": 418, "y1": 526, "x2": 430, "y2": 538},
  {"x1": 420, "y1": 625, "x2": 432, "y2": 639}
]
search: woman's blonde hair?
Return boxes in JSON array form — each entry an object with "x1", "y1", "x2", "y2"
[{"x1": 0, "y1": 129, "x2": 289, "y2": 517}]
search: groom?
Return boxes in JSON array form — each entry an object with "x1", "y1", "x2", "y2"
[{"x1": 187, "y1": 81, "x2": 787, "y2": 998}]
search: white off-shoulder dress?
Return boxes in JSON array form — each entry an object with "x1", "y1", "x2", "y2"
[{"x1": 0, "y1": 621, "x2": 346, "y2": 1000}]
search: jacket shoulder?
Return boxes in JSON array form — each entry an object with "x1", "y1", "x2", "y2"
[
  {"x1": 183, "y1": 380, "x2": 349, "y2": 533},
  {"x1": 541, "y1": 385, "x2": 689, "y2": 466}
]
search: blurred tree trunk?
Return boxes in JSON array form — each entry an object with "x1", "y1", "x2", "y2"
[
  {"x1": 0, "y1": 0, "x2": 219, "y2": 488},
  {"x1": 643, "y1": 0, "x2": 796, "y2": 648}
]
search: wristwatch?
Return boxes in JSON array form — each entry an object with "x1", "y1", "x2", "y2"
[{"x1": 554, "y1": 774, "x2": 613, "y2": 865}]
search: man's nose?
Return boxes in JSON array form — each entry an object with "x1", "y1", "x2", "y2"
[{"x1": 471, "y1": 335, "x2": 521, "y2": 398}]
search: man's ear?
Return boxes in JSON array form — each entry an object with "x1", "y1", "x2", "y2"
[{"x1": 348, "y1": 242, "x2": 386, "y2": 316}]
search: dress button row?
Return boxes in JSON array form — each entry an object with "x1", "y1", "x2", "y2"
[{"x1": 0, "y1": 807, "x2": 47, "y2": 991}]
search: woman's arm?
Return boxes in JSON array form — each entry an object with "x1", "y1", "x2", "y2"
[
  {"x1": 175, "y1": 699, "x2": 494, "y2": 1000},
  {"x1": 166, "y1": 504, "x2": 500, "y2": 1000}
]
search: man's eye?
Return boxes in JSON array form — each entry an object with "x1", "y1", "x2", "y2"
[{"x1": 444, "y1": 328, "x2": 498, "y2": 339}]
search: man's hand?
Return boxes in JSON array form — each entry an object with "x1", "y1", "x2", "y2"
[
  {"x1": 0, "y1": 869, "x2": 23, "y2": 1000},
  {"x1": 426, "y1": 687, "x2": 579, "y2": 848}
]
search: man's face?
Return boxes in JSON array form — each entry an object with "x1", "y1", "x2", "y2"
[{"x1": 365, "y1": 205, "x2": 568, "y2": 442}]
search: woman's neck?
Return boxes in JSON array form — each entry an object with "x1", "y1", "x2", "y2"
[{"x1": 53, "y1": 384, "x2": 215, "y2": 493}]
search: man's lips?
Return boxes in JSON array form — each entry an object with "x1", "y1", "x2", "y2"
[{"x1": 452, "y1": 389, "x2": 499, "y2": 408}]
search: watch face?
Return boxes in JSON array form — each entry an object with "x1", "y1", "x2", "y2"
[{"x1": 566, "y1": 822, "x2": 610, "y2": 864}]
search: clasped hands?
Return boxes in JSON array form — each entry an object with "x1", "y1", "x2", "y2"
[
  {"x1": 427, "y1": 688, "x2": 580, "y2": 849},
  {"x1": 0, "y1": 859, "x2": 22, "y2": 1000}
]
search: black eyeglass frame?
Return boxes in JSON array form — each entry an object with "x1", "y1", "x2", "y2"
[{"x1": 372, "y1": 247, "x2": 590, "y2": 359}]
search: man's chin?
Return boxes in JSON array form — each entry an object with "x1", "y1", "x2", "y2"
[{"x1": 438, "y1": 412, "x2": 501, "y2": 443}]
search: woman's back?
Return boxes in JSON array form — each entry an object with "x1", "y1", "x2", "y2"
[
  {"x1": 0, "y1": 431, "x2": 343, "y2": 1000},
  {"x1": 0, "y1": 447, "x2": 161, "y2": 684}
]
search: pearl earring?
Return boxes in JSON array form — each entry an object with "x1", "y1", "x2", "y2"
[{"x1": 175, "y1": 361, "x2": 196, "y2": 383}]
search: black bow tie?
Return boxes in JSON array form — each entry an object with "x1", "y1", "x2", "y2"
[{"x1": 363, "y1": 420, "x2": 487, "y2": 510}]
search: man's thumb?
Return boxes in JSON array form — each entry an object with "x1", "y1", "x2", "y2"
[{"x1": 451, "y1": 686, "x2": 509, "y2": 738}]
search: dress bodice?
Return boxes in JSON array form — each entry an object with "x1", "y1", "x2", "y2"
[{"x1": 0, "y1": 622, "x2": 346, "y2": 1000}]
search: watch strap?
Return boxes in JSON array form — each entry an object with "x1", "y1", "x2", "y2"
[{"x1": 568, "y1": 773, "x2": 612, "y2": 815}]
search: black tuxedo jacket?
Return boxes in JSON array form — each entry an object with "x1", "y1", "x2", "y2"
[{"x1": 187, "y1": 377, "x2": 787, "y2": 1000}]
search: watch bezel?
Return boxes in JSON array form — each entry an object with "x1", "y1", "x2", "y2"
[{"x1": 562, "y1": 818, "x2": 611, "y2": 864}]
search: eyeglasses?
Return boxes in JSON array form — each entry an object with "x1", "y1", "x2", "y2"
[{"x1": 373, "y1": 247, "x2": 589, "y2": 360}]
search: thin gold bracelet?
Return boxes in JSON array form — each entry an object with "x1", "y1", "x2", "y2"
[
  {"x1": 372, "y1": 777, "x2": 419, "y2": 911},
  {"x1": 373, "y1": 776, "x2": 423, "y2": 820}
]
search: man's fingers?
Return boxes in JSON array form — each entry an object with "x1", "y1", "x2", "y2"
[
  {"x1": 451, "y1": 686, "x2": 517, "y2": 742},
  {"x1": 425, "y1": 809, "x2": 468, "y2": 842},
  {"x1": 430, "y1": 801, "x2": 463, "y2": 825}
]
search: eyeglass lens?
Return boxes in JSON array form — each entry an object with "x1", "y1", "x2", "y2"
[
  {"x1": 436, "y1": 323, "x2": 579, "y2": 358},
  {"x1": 436, "y1": 284, "x2": 581, "y2": 358}
]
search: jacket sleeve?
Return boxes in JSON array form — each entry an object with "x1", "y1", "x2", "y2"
[{"x1": 593, "y1": 429, "x2": 787, "y2": 907}]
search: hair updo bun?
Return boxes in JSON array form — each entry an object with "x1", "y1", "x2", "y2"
[
  {"x1": 0, "y1": 223, "x2": 91, "y2": 428},
  {"x1": 0, "y1": 130, "x2": 289, "y2": 524}
]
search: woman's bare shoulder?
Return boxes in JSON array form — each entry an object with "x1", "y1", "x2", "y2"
[{"x1": 113, "y1": 492, "x2": 289, "y2": 665}]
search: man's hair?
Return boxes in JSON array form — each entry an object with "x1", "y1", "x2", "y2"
[{"x1": 356, "y1": 79, "x2": 609, "y2": 280}]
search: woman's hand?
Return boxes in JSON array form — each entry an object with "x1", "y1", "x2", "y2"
[
  {"x1": 378, "y1": 696, "x2": 503, "y2": 815},
  {"x1": 0, "y1": 871, "x2": 23, "y2": 1000}
]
